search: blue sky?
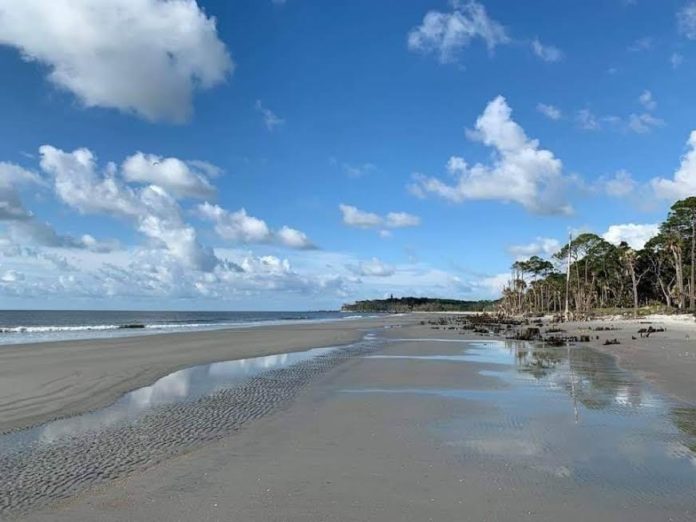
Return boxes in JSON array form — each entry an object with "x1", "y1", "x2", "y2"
[{"x1": 1, "y1": 0, "x2": 696, "y2": 310}]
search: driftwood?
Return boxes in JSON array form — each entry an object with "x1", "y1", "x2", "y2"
[{"x1": 638, "y1": 326, "x2": 665, "y2": 338}]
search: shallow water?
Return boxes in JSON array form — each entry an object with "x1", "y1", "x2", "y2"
[
  {"x1": 0, "y1": 340, "x2": 375, "y2": 517},
  {"x1": 2, "y1": 337, "x2": 696, "y2": 519},
  {"x1": 350, "y1": 340, "x2": 696, "y2": 516},
  {"x1": 0, "y1": 346, "x2": 336, "y2": 451}
]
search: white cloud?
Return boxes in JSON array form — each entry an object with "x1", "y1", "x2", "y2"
[
  {"x1": 639, "y1": 90, "x2": 657, "y2": 111},
  {"x1": 6, "y1": 220, "x2": 117, "y2": 251},
  {"x1": 122, "y1": 152, "x2": 217, "y2": 199},
  {"x1": 474, "y1": 272, "x2": 510, "y2": 297},
  {"x1": 407, "y1": 0, "x2": 509, "y2": 64},
  {"x1": 0, "y1": 162, "x2": 42, "y2": 220},
  {"x1": 276, "y1": 226, "x2": 315, "y2": 250},
  {"x1": 39, "y1": 145, "x2": 216, "y2": 270},
  {"x1": 603, "y1": 223, "x2": 659, "y2": 249},
  {"x1": 198, "y1": 203, "x2": 272, "y2": 243},
  {"x1": 339, "y1": 204, "x2": 383, "y2": 228},
  {"x1": 339, "y1": 204, "x2": 421, "y2": 231},
  {"x1": 0, "y1": 161, "x2": 115, "y2": 251},
  {"x1": 627, "y1": 112, "x2": 663, "y2": 134},
  {"x1": 531, "y1": 39, "x2": 563, "y2": 62},
  {"x1": 385, "y1": 212, "x2": 421, "y2": 228},
  {"x1": 348, "y1": 257, "x2": 395, "y2": 278},
  {"x1": 412, "y1": 96, "x2": 571, "y2": 215},
  {"x1": 537, "y1": 103, "x2": 562, "y2": 120},
  {"x1": 255, "y1": 100, "x2": 284, "y2": 131},
  {"x1": 577, "y1": 109, "x2": 600, "y2": 130},
  {"x1": 507, "y1": 237, "x2": 561, "y2": 260},
  {"x1": 678, "y1": 2, "x2": 696, "y2": 39},
  {"x1": 0, "y1": 0, "x2": 232, "y2": 122},
  {"x1": 198, "y1": 203, "x2": 315, "y2": 249},
  {"x1": 576, "y1": 103, "x2": 663, "y2": 134},
  {"x1": 651, "y1": 130, "x2": 696, "y2": 200},
  {"x1": 601, "y1": 170, "x2": 637, "y2": 197}
]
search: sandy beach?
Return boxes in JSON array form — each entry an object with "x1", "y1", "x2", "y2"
[
  {"x1": 1, "y1": 313, "x2": 695, "y2": 521},
  {"x1": 0, "y1": 315, "x2": 412, "y2": 434}
]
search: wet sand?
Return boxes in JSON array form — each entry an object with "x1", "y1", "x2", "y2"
[
  {"x1": 11, "y1": 326, "x2": 694, "y2": 521},
  {"x1": 0, "y1": 315, "x2": 413, "y2": 433},
  {"x1": 2, "y1": 314, "x2": 696, "y2": 520},
  {"x1": 552, "y1": 316, "x2": 696, "y2": 405}
]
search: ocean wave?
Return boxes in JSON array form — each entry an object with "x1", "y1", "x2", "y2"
[
  {"x1": 0, "y1": 323, "x2": 211, "y2": 334},
  {"x1": 0, "y1": 313, "x2": 377, "y2": 339}
]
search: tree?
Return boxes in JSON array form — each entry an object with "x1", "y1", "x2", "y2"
[{"x1": 669, "y1": 197, "x2": 696, "y2": 311}]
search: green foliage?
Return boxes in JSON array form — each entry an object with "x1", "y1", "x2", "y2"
[
  {"x1": 502, "y1": 196, "x2": 696, "y2": 315},
  {"x1": 342, "y1": 297, "x2": 499, "y2": 313}
]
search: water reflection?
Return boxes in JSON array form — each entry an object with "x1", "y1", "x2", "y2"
[
  {"x1": 0, "y1": 347, "x2": 335, "y2": 450},
  {"x1": 354, "y1": 339, "x2": 696, "y2": 490}
]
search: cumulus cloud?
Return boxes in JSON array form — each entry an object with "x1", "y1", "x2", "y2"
[
  {"x1": 0, "y1": 162, "x2": 41, "y2": 220},
  {"x1": 411, "y1": 96, "x2": 571, "y2": 215},
  {"x1": 198, "y1": 203, "x2": 271, "y2": 243},
  {"x1": 339, "y1": 204, "x2": 382, "y2": 228},
  {"x1": 651, "y1": 130, "x2": 696, "y2": 200},
  {"x1": 678, "y1": 2, "x2": 696, "y2": 39},
  {"x1": 601, "y1": 170, "x2": 637, "y2": 197},
  {"x1": 537, "y1": 103, "x2": 562, "y2": 120},
  {"x1": 407, "y1": 0, "x2": 509, "y2": 64},
  {"x1": 531, "y1": 39, "x2": 563, "y2": 62},
  {"x1": 255, "y1": 100, "x2": 284, "y2": 131},
  {"x1": 122, "y1": 153, "x2": 217, "y2": 199},
  {"x1": 6, "y1": 220, "x2": 117, "y2": 251},
  {"x1": 507, "y1": 237, "x2": 561, "y2": 260},
  {"x1": 339, "y1": 204, "x2": 421, "y2": 231},
  {"x1": 0, "y1": 0, "x2": 232, "y2": 122},
  {"x1": 198, "y1": 203, "x2": 315, "y2": 249},
  {"x1": 602, "y1": 223, "x2": 659, "y2": 250},
  {"x1": 39, "y1": 145, "x2": 217, "y2": 270},
  {"x1": 276, "y1": 226, "x2": 315, "y2": 250},
  {"x1": 0, "y1": 161, "x2": 114, "y2": 251},
  {"x1": 385, "y1": 212, "x2": 421, "y2": 228},
  {"x1": 348, "y1": 257, "x2": 396, "y2": 277}
]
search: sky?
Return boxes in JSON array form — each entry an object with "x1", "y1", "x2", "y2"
[{"x1": 1, "y1": 0, "x2": 696, "y2": 310}]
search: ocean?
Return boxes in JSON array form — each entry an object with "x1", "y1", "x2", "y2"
[{"x1": 0, "y1": 310, "x2": 371, "y2": 346}]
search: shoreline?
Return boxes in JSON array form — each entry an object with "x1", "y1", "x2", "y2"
[
  {"x1": 2, "y1": 311, "x2": 695, "y2": 436},
  {"x1": 0, "y1": 315, "x2": 414, "y2": 434},
  {"x1": 10, "y1": 317, "x2": 695, "y2": 521}
]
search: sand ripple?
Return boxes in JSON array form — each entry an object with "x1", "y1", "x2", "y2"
[{"x1": 0, "y1": 341, "x2": 376, "y2": 518}]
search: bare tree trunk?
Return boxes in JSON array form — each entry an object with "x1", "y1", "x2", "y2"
[
  {"x1": 675, "y1": 248, "x2": 685, "y2": 309},
  {"x1": 565, "y1": 234, "x2": 572, "y2": 321}
]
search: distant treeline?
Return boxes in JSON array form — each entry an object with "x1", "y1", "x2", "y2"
[
  {"x1": 342, "y1": 297, "x2": 498, "y2": 313},
  {"x1": 501, "y1": 196, "x2": 696, "y2": 317}
]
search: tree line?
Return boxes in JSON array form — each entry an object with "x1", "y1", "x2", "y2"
[
  {"x1": 342, "y1": 297, "x2": 498, "y2": 313},
  {"x1": 500, "y1": 197, "x2": 696, "y2": 317}
]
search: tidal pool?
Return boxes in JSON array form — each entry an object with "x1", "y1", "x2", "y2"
[
  {"x1": 350, "y1": 340, "x2": 696, "y2": 514},
  {"x1": 0, "y1": 340, "x2": 374, "y2": 517},
  {"x1": 0, "y1": 346, "x2": 336, "y2": 451}
]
